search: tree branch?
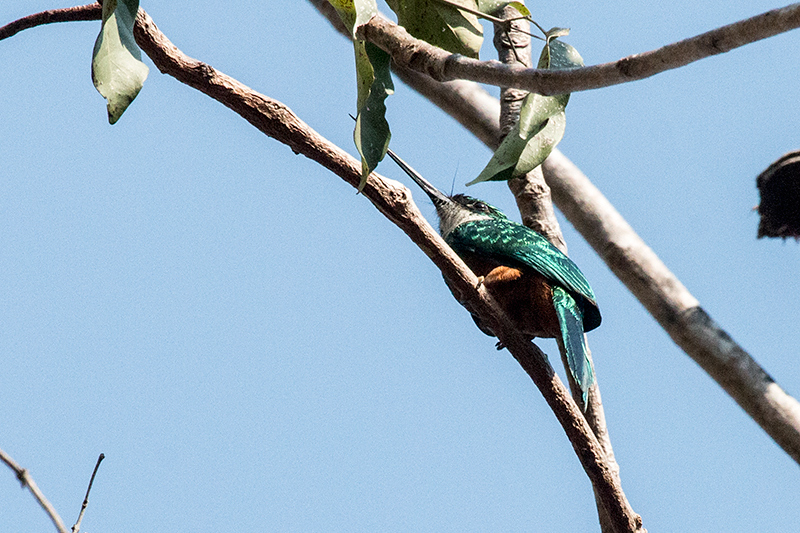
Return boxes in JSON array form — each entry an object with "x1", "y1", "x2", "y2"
[
  {"x1": 71, "y1": 453, "x2": 104, "y2": 533},
  {"x1": 0, "y1": 3, "x2": 100, "y2": 41},
  {"x1": 356, "y1": 4, "x2": 800, "y2": 96},
  {"x1": 1, "y1": 447, "x2": 69, "y2": 533},
  {"x1": 542, "y1": 151, "x2": 800, "y2": 464},
  {"x1": 0, "y1": 4, "x2": 643, "y2": 531}
]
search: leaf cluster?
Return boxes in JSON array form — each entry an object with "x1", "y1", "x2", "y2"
[{"x1": 329, "y1": 0, "x2": 583, "y2": 189}]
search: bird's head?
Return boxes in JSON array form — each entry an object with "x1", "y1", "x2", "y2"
[{"x1": 387, "y1": 150, "x2": 507, "y2": 237}]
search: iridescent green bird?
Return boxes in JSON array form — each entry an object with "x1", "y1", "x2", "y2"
[{"x1": 388, "y1": 150, "x2": 601, "y2": 404}]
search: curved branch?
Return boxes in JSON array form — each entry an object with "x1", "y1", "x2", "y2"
[
  {"x1": 133, "y1": 12, "x2": 641, "y2": 530},
  {"x1": 0, "y1": 3, "x2": 100, "y2": 41},
  {"x1": 1, "y1": 4, "x2": 643, "y2": 531},
  {"x1": 1, "y1": 447, "x2": 68, "y2": 533},
  {"x1": 356, "y1": 4, "x2": 800, "y2": 95}
]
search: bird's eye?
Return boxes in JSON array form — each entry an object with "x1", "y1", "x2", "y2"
[{"x1": 473, "y1": 201, "x2": 489, "y2": 212}]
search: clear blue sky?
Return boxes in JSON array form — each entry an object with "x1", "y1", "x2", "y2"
[{"x1": 2, "y1": 1, "x2": 799, "y2": 531}]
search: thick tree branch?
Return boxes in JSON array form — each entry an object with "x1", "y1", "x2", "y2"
[
  {"x1": 1, "y1": 447, "x2": 69, "y2": 533},
  {"x1": 134, "y1": 12, "x2": 641, "y2": 529},
  {"x1": 542, "y1": 152, "x2": 800, "y2": 464},
  {"x1": 1, "y1": 4, "x2": 643, "y2": 531},
  {"x1": 356, "y1": 4, "x2": 800, "y2": 96}
]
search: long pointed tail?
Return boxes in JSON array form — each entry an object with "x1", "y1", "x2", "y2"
[{"x1": 552, "y1": 286, "x2": 595, "y2": 407}]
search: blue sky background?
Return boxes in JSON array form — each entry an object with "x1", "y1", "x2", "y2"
[{"x1": 2, "y1": 1, "x2": 799, "y2": 531}]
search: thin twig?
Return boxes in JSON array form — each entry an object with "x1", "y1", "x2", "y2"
[
  {"x1": 0, "y1": 3, "x2": 100, "y2": 40},
  {"x1": 0, "y1": 448, "x2": 69, "y2": 533},
  {"x1": 356, "y1": 4, "x2": 800, "y2": 95},
  {"x1": 71, "y1": 453, "x2": 105, "y2": 533}
]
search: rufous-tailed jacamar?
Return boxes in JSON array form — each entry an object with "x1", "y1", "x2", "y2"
[{"x1": 387, "y1": 150, "x2": 601, "y2": 404}]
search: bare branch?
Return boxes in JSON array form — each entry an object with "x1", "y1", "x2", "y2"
[
  {"x1": 0, "y1": 3, "x2": 100, "y2": 41},
  {"x1": 356, "y1": 4, "x2": 800, "y2": 96},
  {"x1": 0, "y1": 448, "x2": 69, "y2": 533},
  {"x1": 0, "y1": 10, "x2": 643, "y2": 526},
  {"x1": 71, "y1": 453, "x2": 105, "y2": 533},
  {"x1": 542, "y1": 151, "x2": 800, "y2": 464}
]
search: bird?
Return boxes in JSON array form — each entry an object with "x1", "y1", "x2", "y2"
[{"x1": 387, "y1": 149, "x2": 601, "y2": 405}]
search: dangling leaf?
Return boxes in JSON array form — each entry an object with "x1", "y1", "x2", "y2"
[
  {"x1": 467, "y1": 30, "x2": 583, "y2": 185},
  {"x1": 91, "y1": 0, "x2": 148, "y2": 124},
  {"x1": 354, "y1": 42, "x2": 394, "y2": 191},
  {"x1": 328, "y1": 0, "x2": 393, "y2": 191},
  {"x1": 386, "y1": 0, "x2": 483, "y2": 58}
]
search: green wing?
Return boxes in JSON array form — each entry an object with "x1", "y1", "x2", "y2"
[{"x1": 446, "y1": 218, "x2": 601, "y2": 331}]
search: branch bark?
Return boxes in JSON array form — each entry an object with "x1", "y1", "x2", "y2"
[{"x1": 356, "y1": 4, "x2": 800, "y2": 96}]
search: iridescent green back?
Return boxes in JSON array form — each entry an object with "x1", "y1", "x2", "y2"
[{"x1": 445, "y1": 217, "x2": 601, "y2": 332}]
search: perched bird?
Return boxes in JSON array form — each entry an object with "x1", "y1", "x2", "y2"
[{"x1": 387, "y1": 149, "x2": 601, "y2": 404}]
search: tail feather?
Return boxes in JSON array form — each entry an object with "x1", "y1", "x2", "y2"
[{"x1": 552, "y1": 286, "x2": 594, "y2": 406}]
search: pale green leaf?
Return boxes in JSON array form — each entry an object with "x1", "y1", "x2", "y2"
[
  {"x1": 91, "y1": 0, "x2": 148, "y2": 124},
  {"x1": 386, "y1": 0, "x2": 483, "y2": 58},
  {"x1": 538, "y1": 30, "x2": 583, "y2": 71},
  {"x1": 327, "y1": 0, "x2": 391, "y2": 190},
  {"x1": 469, "y1": 36, "x2": 583, "y2": 185},
  {"x1": 506, "y1": 2, "x2": 530, "y2": 17}
]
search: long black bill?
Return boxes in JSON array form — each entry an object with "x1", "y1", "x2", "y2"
[{"x1": 386, "y1": 149, "x2": 452, "y2": 208}]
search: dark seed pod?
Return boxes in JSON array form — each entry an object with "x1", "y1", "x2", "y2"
[{"x1": 757, "y1": 150, "x2": 800, "y2": 239}]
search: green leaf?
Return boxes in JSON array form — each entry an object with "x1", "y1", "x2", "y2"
[
  {"x1": 468, "y1": 35, "x2": 583, "y2": 185},
  {"x1": 354, "y1": 42, "x2": 394, "y2": 191},
  {"x1": 386, "y1": 0, "x2": 483, "y2": 58},
  {"x1": 475, "y1": 0, "x2": 530, "y2": 17},
  {"x1": 91, "y1": 0, "x2": 148, "y2": 124},
  {"x1": 328, "y1": 0, "x2": 377, "y2": 38},
  {"x1": 538, "y1": 28, "x2": 583, "y2": 72},
  {"x1": 327, "y1": 0, "x2": 391, "y2": 191}
]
